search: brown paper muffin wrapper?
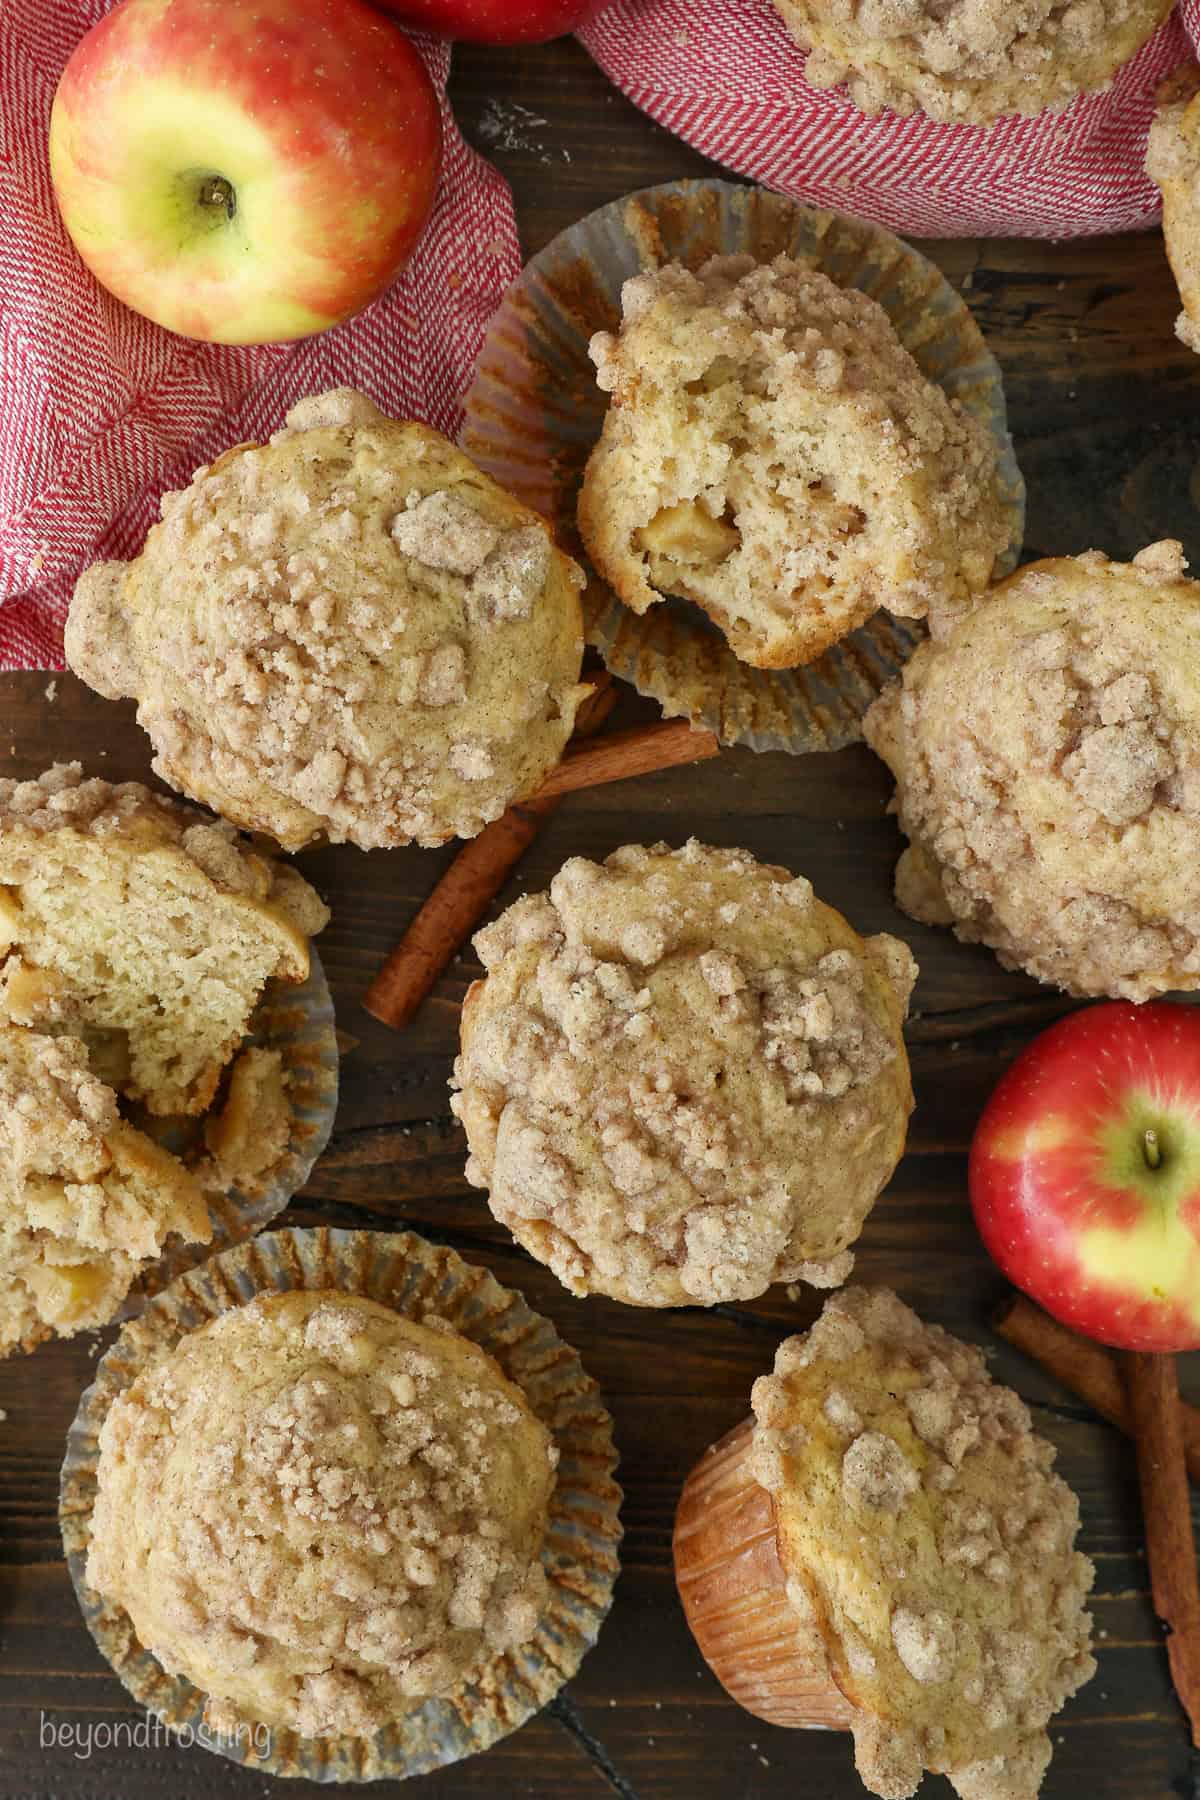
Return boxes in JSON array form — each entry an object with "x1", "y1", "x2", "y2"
[
  {"x1": 461, "y1": 178, "x2": 1025, "y2": 754},
  {"x1": 61, "y1": 1225, "x2": 623, "y2": 1783},
  {"x1": 125, "y1": 946, "x2": 339, "y2": 1307},
  {"x1": 674, "y1": 1417, "x2": 853, "y2": 1731}
]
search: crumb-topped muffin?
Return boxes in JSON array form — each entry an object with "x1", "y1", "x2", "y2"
[
  {"x1": 674, "y1": 1288, "x2": 1096, "y2": 1800},
  {"x1": 66, "y1": 389, "x2": 588, "y2": 851},
  {"x1": 776, "y1": 0, "x2": 1172, "y2": 127},
  {"x1": 85, "y1": 1290, "x2": 558, "y2": 1738},
  {"x1": 452, "y1": 841, "x2": 916, "y2": 1307},
  {"x1": 0, "y1": 1026, "x2": 208, "y2": 1355},
  {"x1": 578, "y1": 257, "x2": 1008, "y2": 669},
  {"x1": 0, "y1": 765, "x2": 328, "y2": 1114},
  {"x1": 864, "y1": 542, "x2": 1200, "y2": 1000},
  {"x1": 1147, "y1": 62, "x2": 1200, "y2": 356}
]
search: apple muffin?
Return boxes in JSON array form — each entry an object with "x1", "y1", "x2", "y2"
[
  {"x1": 451, "y1": 840, "x2": 917, "y2": 1307},
  {"x1": 1146, "y1": 63, "x2": 1200, "y2": 356},
  {"x1": 66, "y1": 388, "x2": 588, "y2": 851},
  {"x1": 774, "y1": 0, "x2": 1172, "y2": 127},
  {"x1": 0, "y1": 764, "x2": 328, "y2": 1115},
  {"x1": 577, "y1": 256, "x2": 1008, "y2": 669},
  {"x1": 674, "y1": 1287, "x2": 1096, "y2": 1800},
  {"x1": 864, "y1": 541, "x2": 1200, "y2": 1000},
  {"x1": 0, "y1": 1025, "x2": 209, "y2": 1356},
  {"x1": 85, "y1": 1290, "x2": 558, "y2": 1738}
]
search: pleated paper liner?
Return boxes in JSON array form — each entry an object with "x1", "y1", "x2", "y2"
[
  {"x1": 126, "y1": 946, "x2": 339, "y2": 1307},
  {"x1": 673, "y1": 1417, "x2": 853, "y2": 1731},
  {"x1": 61, "y1": 1226, "x2": 623, "y2": 1783},
  {"x1": 461, "y1": 178, "x2": 1025, "y2": 754}
]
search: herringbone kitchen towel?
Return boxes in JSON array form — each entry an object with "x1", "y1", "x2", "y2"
[
  {"x1": 0, "y1": 1, "x2": 520, "y2": 669},
  {"x1": 580, "y1": 0, "x2": 1200, "y2": 238}
]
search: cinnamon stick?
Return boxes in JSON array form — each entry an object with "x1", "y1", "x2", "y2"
[
  {"x1": 363, "y1": 678, "x2": 618, "y2": 1029},
  {"x1": 1126, "y1": 1352, "x2": 1200, "y2": 1749},
  {"x1": 533, "y1": 718, "x2": 720, "y2": 800},
  {"x1": 993, "y1": 1293, "x2": 1200, "y2": 1486}
]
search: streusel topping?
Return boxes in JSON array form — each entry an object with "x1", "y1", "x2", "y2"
[
  {"x1": 66, "y1": 390, "x2": 587, "y2": 851},
  {"x1": 751, "y1": 1288, "x2": 1095, "y2": 1800},
  {"x1": 773, "y1": 0, "x2": 1171, "y2": 126},
  {"x1": 578, "y1": 256, "x2": 1007, "y2": 669},
  {"x1": 86, "y1": 1291, "x2": 557, "y2": 1738},
  {"x1": 0, "y1": 1026, "x2": 208, "y2": 1355},
  {"x1": 452, "y1": 841, "x2": 916, "y2": 1307},
  {"x1": 864, "y1": 544, "x2": 1200, "y2": 1000}
]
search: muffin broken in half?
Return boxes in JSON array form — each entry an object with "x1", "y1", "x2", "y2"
[
  {"x1": 0, "y1": 1025, "x2": 208, "y2": 1355},
  {"x1": 0, "y1": 765, "x2": 328, "y2": 1115},
  {"x1": 578, "y1": 256, "x2": 1009, "y2": 668}
]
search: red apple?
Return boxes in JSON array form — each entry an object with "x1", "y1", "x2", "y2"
[
  {"x1": 970, "y1": 1002, "x2": 1200, "y2": 1352},
  {"x1": 49, "y1": 0, "x2": 442, "y2": 345},
  {"x1": 374, "y1": 0, "x2": 602, "y2": 45}
]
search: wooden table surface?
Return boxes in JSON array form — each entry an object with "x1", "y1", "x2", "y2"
[{"x1": 3, "y1": 31, "x2": 1200, "y2": 1800}]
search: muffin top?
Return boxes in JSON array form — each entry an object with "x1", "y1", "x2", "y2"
[
  {"x1": 0, "y1": 1025, "x2": 208, "y2": 1355},
  {"x1": 750, "y1": 1287, "x2": 1095, "y2": 1800},
  {"x1": 86, "y1": 1289, "x2": 558, "y2": 1738},
  {"x1": 578, "y1": 256, "x2": 1007, "y2": 668},
  {"x1": 775, "y1": 0, "x2": 1171, "y2": 126},
  {"x1": 1146, "y1": 63, "x2": 1200, "y2": 357},
  {"x1": 66, "y1": 389, "x2": 587, "y2": 851},
  {"x1": 864, "y1": 542, "x2": 1200, "y2": 1000},
  {"x1": 452, "y1": 840, "x2": 916, "y2": 1307}
]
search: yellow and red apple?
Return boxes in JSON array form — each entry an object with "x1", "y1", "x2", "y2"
[
  {"x1": 970, "y1": 1002, "x2": 1200, "y2": 1352},
  {"x1": 49, "y1": 0, "x2": 442, "y2": 344},
  {"x1": 376, "y1": 0, "x2": 604, "y2": 44}
]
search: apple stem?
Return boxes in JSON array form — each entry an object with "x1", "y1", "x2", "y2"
[
  {"x1": 1144, "y1": 1127, "x2": 1163, "y2": 1171},
  {"x1": 198, "y1": 176, "x2": 236, "y2": 223}
]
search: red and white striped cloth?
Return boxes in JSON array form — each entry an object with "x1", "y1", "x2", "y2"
[
  {"x1": 580, "y1": 0, "x2": 1200, "y2": 238},
  {"x1": 0, "y1": 1, "x2": 520, "y2": 670}
]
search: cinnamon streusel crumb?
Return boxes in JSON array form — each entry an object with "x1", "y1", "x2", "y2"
[{"x1": 775, "y1": 0, "x2": 1171, "y2": 127}]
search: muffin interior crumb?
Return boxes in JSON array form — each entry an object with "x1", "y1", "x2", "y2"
[{"x1": 0, "y1": 764, "x2": 326, "y2": 1115}]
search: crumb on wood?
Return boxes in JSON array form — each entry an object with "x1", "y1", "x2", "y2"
[{"x1": 44, "y1": 680, "x2": 57, "y2": 703}]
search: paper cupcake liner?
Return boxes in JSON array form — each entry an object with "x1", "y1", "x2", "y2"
[
  {"x1": 673, "y1": 1417, "x2": 853, "y2": 1730},
  {"x1": 61, "y1": 1226, "x2": 623, "y2": 1783},
  {"x1": 127, "y1": 947, "x2": 339, "y2": 1307},
  {"x1": 461, "y1": 178, "x2": 1025, "y2": 754}
]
